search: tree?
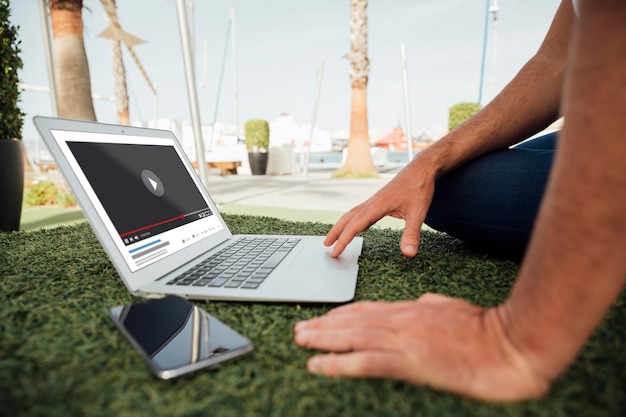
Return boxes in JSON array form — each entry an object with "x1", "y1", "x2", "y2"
[
  {"x1": 333, "y1": 0, "x2": 377, "y2": 178},
  {"x1": 49, "y1": 0, "x2": 96, "y2": 121}
]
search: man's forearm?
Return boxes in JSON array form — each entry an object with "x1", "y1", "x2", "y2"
[
  {"x1": 501, "y1": 0, "x2": 626, "y2": 383},
  {"x1": 415, "y1": 0, "x2": 573, "y2": 179}
]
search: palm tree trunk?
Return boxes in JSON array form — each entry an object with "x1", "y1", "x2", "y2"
[
  {"x1": 346, "y1": 80, "x2": 374, "y2": 172},
  {"x1": 335, "y1": 0, "x2": 377, "y2": 178},
  {"x1": 49, "y1": 0, "x2": 97, "y2": 121}
]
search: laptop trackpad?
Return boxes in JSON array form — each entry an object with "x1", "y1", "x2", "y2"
[{"x1": 288, "y1": 251, "x2": 352, "y2": 270}]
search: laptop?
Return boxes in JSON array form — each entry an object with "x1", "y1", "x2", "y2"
[{"x1": 33, "y1": 116, "x2": 363, "y2": 303}]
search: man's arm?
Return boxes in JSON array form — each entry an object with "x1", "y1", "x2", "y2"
[
  {"x1": 325, "y1": 1, "x2": 575, "y2": 258},
  {"x1": 499, "y1": 0, "x2": 626, "y2": 385},
  {"x1": 420, "y1": 0, "x2": 573, "y2": 176},
  {"x1": 295, "y1": 1, "x2": 625, "y2": 401}
]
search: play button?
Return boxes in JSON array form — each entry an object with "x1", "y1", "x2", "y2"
[{"x1": 141, "y1": 169, "x2": 165, "y2": 197}]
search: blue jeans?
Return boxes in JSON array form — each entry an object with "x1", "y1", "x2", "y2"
[{"x1": 424, "y1": 131, "x2": 558, "y2": 257}]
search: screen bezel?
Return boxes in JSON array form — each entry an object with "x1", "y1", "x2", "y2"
[{"x1": 34, "y1": 116, "x2": 234, "y2": 293}]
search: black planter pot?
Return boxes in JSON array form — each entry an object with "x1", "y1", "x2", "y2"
[
  {"x1": 248, "y1": 152, "x2": 268, "y2": 175},
  {"x1": 0, "y1": 140, "x2": 24, "y2": 232}
]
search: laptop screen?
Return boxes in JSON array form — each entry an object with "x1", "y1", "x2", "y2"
[{"x1": 51, "y1": 129, "x2": 224, "y2": 272}]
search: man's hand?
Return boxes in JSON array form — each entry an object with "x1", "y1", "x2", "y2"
[
  {"x1": 294, "y1": 293, "x2": 550, "y2": 402},
  {"x1": 324, "y1": 164, "x2": 435, "y2": 258}
]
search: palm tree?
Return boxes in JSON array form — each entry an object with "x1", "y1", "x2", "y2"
[
  {"x1": 48, "y1": 0, "x2": 97, "y2": 121},
  {"x1": 333, "y1": 0, "x2": 377, "y2": 178}
]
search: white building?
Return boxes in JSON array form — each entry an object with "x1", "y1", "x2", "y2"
[{"x1": 269, "y1": 113, "x2": 332, "y2": 153}]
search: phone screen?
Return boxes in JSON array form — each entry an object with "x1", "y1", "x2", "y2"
[{"x1": 109, "y1": 296, "x2": 253, "y2": 379}]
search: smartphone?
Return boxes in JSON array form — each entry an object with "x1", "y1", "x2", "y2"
[{"x1": 109, "y1": 295, "x2": 253, "y2": 379}]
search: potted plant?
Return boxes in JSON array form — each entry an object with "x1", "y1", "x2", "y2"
[
  {"x1": 0, "y1": 0, "x2": 25, "y2": 232},
  {"x1": 244, "y1": 119, "x2": 270, "y2": 175}
]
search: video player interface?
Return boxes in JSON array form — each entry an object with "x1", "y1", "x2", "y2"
[{"x1": 60, "y1": 134, "x2": 224, "y2": 271}]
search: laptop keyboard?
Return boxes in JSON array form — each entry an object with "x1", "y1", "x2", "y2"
[{"x1": 166, "y1": 237, "x2": 301, "y2": 290}]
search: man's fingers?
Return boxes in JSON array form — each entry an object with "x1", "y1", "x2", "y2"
[
  {"x1": 399, "y1": 215, "x2": 423, "y2": 258},
  {"x1": 295, "y1": 327, "x2": 398, "y2": 352},
  {"x1": 324, "y1": 206, "x2": 368, "y2": 257},
  {"x1": 306, "y1": 351, "x2": 421, "y2": 384},
  {"x1": 328, "y1": 207, "x2": 384, "y2": 258},
  {"x1": 294, "y1": 307, "x2": 399, "y2": 337},
  {"x1": 324, "y1": 209, "x2": 357, "y2": 247},
  {"x1": 318, "y1": 300, "x2": 417, "y2": 317},
  {"x1": 417, "y1": 292, "x2": 456, "y2": 305},
  {"x1": 294, "y1": 296, "x2": 462, "y2": 336}
]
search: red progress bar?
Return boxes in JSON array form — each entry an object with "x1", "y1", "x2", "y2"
[{"x1": 120, "y1": 214, "x2": 185, "y2": 238}]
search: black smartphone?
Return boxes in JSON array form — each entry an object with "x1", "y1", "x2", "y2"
[{"x1": 109, "y1": 295, "x2": 253, "y2": 379}]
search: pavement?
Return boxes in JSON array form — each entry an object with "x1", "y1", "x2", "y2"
[
  {"x1": 207, "y1": 161, "x2": 403, "y2": 212},
  {"x1": 203, "y1": 161, "x2": 407, "y2": 229}
]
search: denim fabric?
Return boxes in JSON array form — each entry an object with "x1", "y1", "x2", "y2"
[{"x1": 424, "y1": 131, "x2": 558, "y2": 257}]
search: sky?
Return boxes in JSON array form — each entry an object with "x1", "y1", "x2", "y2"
[{"x1": 11, "y1": 0, "x2": 560, "y2": 144}]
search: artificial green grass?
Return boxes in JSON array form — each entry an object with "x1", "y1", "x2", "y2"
[{"x1": 0, "y1": 214, "x2": 624, "y2": 417}]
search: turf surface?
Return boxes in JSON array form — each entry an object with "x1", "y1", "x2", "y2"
[{"x1": 1, "y1": 214, "x2": 624, "y2": 416}]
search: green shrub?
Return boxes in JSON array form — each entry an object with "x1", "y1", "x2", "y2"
[
  {"x1": 24, "y1": 181, "x2": 76, "y2": 207},
  {"x1": 54, "y1": 188, "x2": 76, "y2": 208},
  {"x1": 0, "y1": 0, "x2": 25, "y2": 140},
  {"x1": 244, "y1": 119, "x2": 270, "y2": 152},
  {"x1": 24, "y1": 181, "x2": 57, "y2": 206},
  {"x1": 448, "y1": 102, "x2": 482, "y2": 132}
]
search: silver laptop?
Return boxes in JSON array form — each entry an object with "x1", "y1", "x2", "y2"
[{"x1": 34, "y1": 116, "x2": 362, "y2": 303}]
